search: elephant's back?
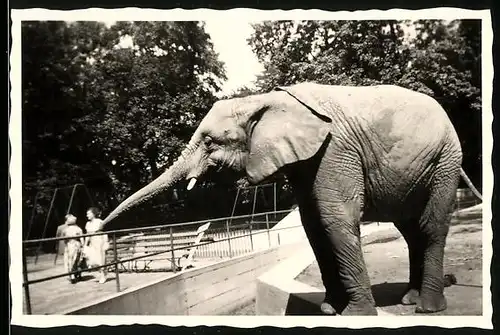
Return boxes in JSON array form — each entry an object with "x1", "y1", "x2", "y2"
[
  {"x1": 280, "y1": 82, "x2": 459, "y2": 147},
  {"x1": 289, "y1": 82, "x2": 453, "y2": 122},
  {"x1": 343, "y1": 85, "x2": 456, "y2": 142}
]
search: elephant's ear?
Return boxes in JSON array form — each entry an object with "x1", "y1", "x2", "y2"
[{"x1": 245, "y1": 83, "x2": 332, "y2": 184}]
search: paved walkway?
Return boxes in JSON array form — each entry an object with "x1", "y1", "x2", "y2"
[{"x1": 23, "y1": 254, "x2": 220, "y2": 315}]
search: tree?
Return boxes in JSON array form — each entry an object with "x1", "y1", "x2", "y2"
[
  {"x1": 77, "y1": 22, "x2": 227, "y2": 203},
  {"x1": 247, "y1": 19, "x2": 482, "y2": 189},
  {"x1": 22, "y1": 21, "x2": 227, "y2": 236}
]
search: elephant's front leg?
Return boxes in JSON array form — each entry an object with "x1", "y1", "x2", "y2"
[
  {"x1": 308, "y1": 159, "x2": 376, "y2": 316},
  {"x1": 318, "y1": 202, "x2": 377, "y2": 316},
  {"x1": 297, "y1": 202, "x2": 349, "y2": 315}
]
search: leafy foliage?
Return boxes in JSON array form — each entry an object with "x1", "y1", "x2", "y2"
[
  {"x1": 248, "y1": 19, "x2": 482, "y2": 188},
  {"x1": 22, "y1": 21, "x2": 229, "y2": 235},
  {"x1": 21, "y1": 19, "x2": 482, "y2": 238}
]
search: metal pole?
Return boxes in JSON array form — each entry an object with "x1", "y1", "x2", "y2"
[
  {"x1": 35, "y1": 189, "x2": 58, "y2": 264},
  {"x1": 265, "y1": 213, "x2": 271, "y2": 248},
  {"x1": 82, "y1": 184, "x2": 95, "y2": 206},
  {"x1": 113, "y1": 233, "x2": 120, "y2": 292},
  {"x1": 249, "y1": 186, "x2": 258, "y2": 251},
  {"x1": 66, "y1": 184, "x2": 78, "y2": 215},
  {"x1": 170, "y1": 227, "x2": 176, "y2": 272},
  {"x1": 249, "y1": 220, "x2": 254, "y2": 251},
  {"x1": 22, "y1": 250, "x2": 32, "y2": 314},
  {"x1": 229, "y1": 187, "x2": 241, "y2": 227},
  {"x1": 226, "y1": 220, "x2": 232, "y2": 258},
  {"x1": 26, "y1": 192, "x2": 40, "y2": 240},
  {"x1": 273, "y1": 182, "x2": 277, "y2": 220},
  {"x1": 251, "y1": 186, "x2": 258, "y2": 219}
]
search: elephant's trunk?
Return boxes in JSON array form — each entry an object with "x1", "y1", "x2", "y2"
[{"x1": 101, "y1": 144, "x2": 196, "y2": 227}]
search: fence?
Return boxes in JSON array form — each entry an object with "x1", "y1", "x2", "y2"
[
  {"x1": 455, "y1": 188, "x2": 482, "y2": 211},
  {"x1": 20, "y1": 187, "x2": 481, "y2": 315},
  {"x1": 21, "y1": 209, "x2": 301, "y2": 315}
]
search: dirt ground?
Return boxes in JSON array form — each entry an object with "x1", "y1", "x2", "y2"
[{"x1": 296, "y1": 207, "x2": 483, "y2": 316}]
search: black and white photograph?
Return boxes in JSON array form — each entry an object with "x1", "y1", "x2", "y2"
[{"x1": 9, "y1": 7, "x2": 493, "y2": 330}]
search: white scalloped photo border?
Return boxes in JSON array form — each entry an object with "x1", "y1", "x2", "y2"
[{"x1": 8, "y1": 7, "x2": 494, "y2": 330}]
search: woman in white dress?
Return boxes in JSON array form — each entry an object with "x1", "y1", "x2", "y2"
[{"x1": 83, "y1": 207, "x2": 109, "y2": 284}]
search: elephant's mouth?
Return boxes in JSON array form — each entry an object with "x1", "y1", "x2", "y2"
[{"x1": 186, "y1": 164, "x2": 244, "y2": 191}]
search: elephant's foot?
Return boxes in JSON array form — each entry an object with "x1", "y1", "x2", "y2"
[
  {"x1": 415, "y1": 292, "x2": 447, "y2": 313},
  {"x1": 340, "y1": 303, "x2": 378, "y2": 316},
  {"x1": 401, "y1": 288, "x2": 419, "y2": 305},
  {"x1": 320, "y1": 292, "x2": 346, "y2": 315},
  {"x1": 320, "y1": 301, "x2": 337, "y2": 315},
  {"x1": 337, "y1": 293, "x2": 377, "y2": 316}
]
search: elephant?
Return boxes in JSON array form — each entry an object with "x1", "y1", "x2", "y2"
[{"x1": 101, "y1": 82, "x2": 482, "y2": 315}]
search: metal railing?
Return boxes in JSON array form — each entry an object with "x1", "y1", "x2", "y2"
[{"x1": 21, "y1": 209, "x2": 303, "y2": 314}]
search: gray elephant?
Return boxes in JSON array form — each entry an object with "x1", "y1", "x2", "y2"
[{"x1": 102, "y1": 82, "x2": 482, "y2": 315}]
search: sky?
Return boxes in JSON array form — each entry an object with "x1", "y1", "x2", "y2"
[{"x1": 203, "y1": 20, "x2": 264, "y2": 96}]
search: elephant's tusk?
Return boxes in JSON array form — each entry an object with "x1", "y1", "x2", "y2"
[{"x1": 187, "y1": 178, "x2": 197, "y2": 191}]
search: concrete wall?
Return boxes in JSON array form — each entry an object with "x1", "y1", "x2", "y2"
[{"x1": 63, "y1": 240, "x2": 310, "y2": 315}]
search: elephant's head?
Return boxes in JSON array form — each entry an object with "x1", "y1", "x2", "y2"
[{"x1": 101, "y1": 83, "x2": 333, "y2": 226}]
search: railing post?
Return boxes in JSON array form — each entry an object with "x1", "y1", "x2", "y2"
[
  {"x1": 249, "y1": 220, "x2": 254, "y2": 251},
  {"x1": 273, "y1": 182, "x2": 277, "y2": 221},
  {"x1": 170, "y1": 227, "x2": 176, "y2": 272},
  {"x1": 113, "y1": 232, "x2": 120, "y2": 292},
  {"x1": 22, "y1": 250, "x2": 32, "y2": 314},
  {"x1": 265, "y1": 213, "x2": 271, "y2": 248},
  {"x1": 66, "y1": 184, "x2": 78, "y2": 215},
  {"x1": 36, "y1": 188, "x2": 58, "y2": 264},
  {"x1": 226, "y1": 220, "x2": 232, "y2": 258}
]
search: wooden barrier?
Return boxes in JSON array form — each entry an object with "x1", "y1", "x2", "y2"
[{"x1": 63, "y1": 240, "x2": 310, "y2": 315}]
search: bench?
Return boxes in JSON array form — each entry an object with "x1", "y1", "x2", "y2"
[{"x1": 106, "y1": 222, "x2": 213, "y2": 272}]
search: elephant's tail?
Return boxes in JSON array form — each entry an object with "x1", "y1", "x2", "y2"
[{"x1": 459, "y1": 168, "x2": 482, "y2": 201}]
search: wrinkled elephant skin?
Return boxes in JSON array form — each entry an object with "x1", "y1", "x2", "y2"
[{"x1": 102, "y1": 82, "x2": 482, "y2": 316}]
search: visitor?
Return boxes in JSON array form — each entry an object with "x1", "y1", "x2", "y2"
[
  {"x1": 55, "y1": 219, "x2": 69, "y2": 256},
  {"x1": 61, "y1": 214, "x2": 84, "y2": 283},
  {"x1": 83, "y1": 207, "x2": 110, "y2": 284}
]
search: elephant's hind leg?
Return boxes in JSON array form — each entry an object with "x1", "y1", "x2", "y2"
[
  {"x1": 394, "y1": 220, "x2": 425, "y2": 305},
  {"x1": 413, "y1": 167, "x2": 459, "y2": 313}
]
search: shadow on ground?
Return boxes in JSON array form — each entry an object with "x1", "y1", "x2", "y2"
[
  {"x1": 285, "y1": 291, "x2": 326, "y2": 315},
  {"x1": 371, "y1": 282, "x2": 408, "y2": 307},
  {"x1": 282, "y1": 283, "x2": 406, "y2": 315}
]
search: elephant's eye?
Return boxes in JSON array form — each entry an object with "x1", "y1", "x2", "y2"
[{"x1": 204, "y1": 136, "x2": 213, "y2": 147}]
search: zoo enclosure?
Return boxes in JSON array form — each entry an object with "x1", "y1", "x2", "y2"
[
  {"x1": 24, "y1": 182, "x2": 294, "y2": 258},
  {"x1": 21, "y1": 208, "x2": 303, "y2": 315},
  {"x1": 20, "y1": 187, "x2": 480, "y2": 315}
]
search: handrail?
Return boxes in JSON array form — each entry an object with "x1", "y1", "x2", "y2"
[
  {"x1": 23, "y1": 222, "x2": 304, "y2": 286},
  {"x1": 22, "y1": 209, "x2": 302, "y2": 314},
  {"x1": 22, "y1": 209, "x2": 295, "y2": 245}
]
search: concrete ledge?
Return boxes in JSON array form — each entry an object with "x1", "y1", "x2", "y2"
[
  {"x1": 256, "y1": 223, "x2": 397, "y2": 316},
  {"x1": 256, "y1": 246, "x2": 323, "y2": 315},
  {"x1": 60, "y1": 240, "x2": 310, "y2": 315}
]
